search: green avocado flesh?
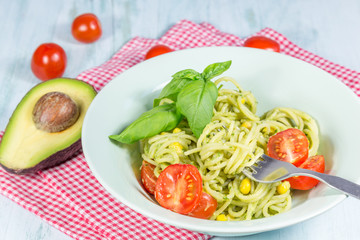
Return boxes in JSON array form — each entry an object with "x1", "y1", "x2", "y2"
[{"x1": 0, "y1": 78, "x2": 97, "y2": 174}]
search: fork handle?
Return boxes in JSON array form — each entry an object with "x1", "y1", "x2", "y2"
[{"x1": 297, "y1": 169, "x2": 360, "y2": 200}]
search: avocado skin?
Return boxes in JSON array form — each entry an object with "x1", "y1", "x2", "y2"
[{"x1": 0, "y1": 139, "x2": 82, "y2": 175}]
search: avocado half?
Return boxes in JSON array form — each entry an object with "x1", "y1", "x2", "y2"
[{"x1": 0, "y1": 78, "x2": 97, "y2": 174}]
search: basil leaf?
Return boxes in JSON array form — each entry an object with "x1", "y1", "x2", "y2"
[
  {"x1": 109, "y1": 103, "x2": 182, "y2": 144},
  {"x1": 201, "y1": 60, "x2": 232, "y2": 81},
  {"x1": 172, "y1": 69, "x2": 202, "y2": 80},
  {"x1": 176, "y1": 80, "x2": 218, "y2": 138},
  {"x1": 153, "y1": 69, "x2": 202, "y2": 107}
]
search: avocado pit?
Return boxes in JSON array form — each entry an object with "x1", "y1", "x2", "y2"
[{"x1": 32, "y1": 91, "x2": 80, "y2": 133}]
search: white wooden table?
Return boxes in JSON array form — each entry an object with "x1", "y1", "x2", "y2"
[{"x1": 1, "y1": 0, "x2": 360, "y2": 239}]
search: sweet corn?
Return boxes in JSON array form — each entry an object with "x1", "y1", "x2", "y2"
[
  {"x1": 241, "y1": 121, "x2": 251, "y2": 129},
  {"x1": 277, "y1": 181, "x2": 290, "y2": 195},
  {"x1": 240, "y1": 98, "x2": 246, "y2": 104},
  {"x1": 160, "y1": 132, "x2": 167, "y2": 135},
  {"x1": 240, "y1": 178, "x2": 251, "y2": 195},
  {"x1": 262, "y1": 127, "x2": 276, "y2": 135},
  {"x1": 173, "y1": 128, "x2": 182, "y2": 133},
  {"x1": 169, "y1": 142, "x2": 183, "y2": 154},
  {"x1": 216, "y1": 214, "x2": 228, "y2": 221},
  {"x1": 270, "y1": 127, "x2": 276, "y2": 135}
]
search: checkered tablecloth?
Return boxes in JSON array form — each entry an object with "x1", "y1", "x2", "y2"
[{"x1": 0, "y1": 20, "x2": 359, "y2": 240}]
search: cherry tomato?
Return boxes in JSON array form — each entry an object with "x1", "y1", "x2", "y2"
[
  {"x1": 286, "y1": 155, "x2": 325, "y2": 190},
  {"x1": 141, "y1": 161, "x2": 157, "y2": 194},
  {"x1": 267, "y1": 128, "x2": 309, "y2": 167},
  {"x1": 155, "y1": 164, "x2": 202, "y2": 215},
  {"x1": 243, "y1": 36, "x2": 280, "y2": 52},
  {"x1": 188, "y1": 192, "x2": 217, "y2": 219},
  {"x1": 145, "y1": 45, "x2": 173, "y2": 60},
  {"x1": 31, "y1": 43, "x2": 67, "y2": 81},
  {"x1": 71, "y1": 13, "x2": 102, "y2": 43}
]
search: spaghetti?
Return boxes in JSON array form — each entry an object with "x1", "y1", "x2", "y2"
[{"x1": 142, "y1": 77, "x2": 319, "y2": 220}]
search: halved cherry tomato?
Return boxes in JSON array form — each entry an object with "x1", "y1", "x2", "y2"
[
  {"x1": 243, "y1": 36, "x2": 280, "y2": 52},
  {"x1": 141, "y1": 161, "x2": 157, "y2": 194},
  {"x1": 145, "y1": 45, "x2": 173, "y2": 60},
  {"x1": 71, "y1": 13, "x2": 102, "y2": 43},
  {"x1": 31, "y1": 43, "x2": 67, "y2": 81},
  {"x1": 155, "y1": 164, "x2": 202, "y2": 215},
  {"x1": 286, "y1": 155, "x2": 325, "y2": 190},
  {"x1": 267, "y1": 128, "x2": 309, "y2": 167},
  {"x1": 188, "y1": 192, "x2": 217, "y2": 219}
]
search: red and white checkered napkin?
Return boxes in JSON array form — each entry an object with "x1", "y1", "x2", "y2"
[{"x1": 1, "y1": 20, "x2": 360, "y2": 240}]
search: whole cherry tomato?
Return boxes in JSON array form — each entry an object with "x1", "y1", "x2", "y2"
[
  {"x1": 145, "y1": 45, "x2": 173, "y2": 60},
  {"x1": 71, "y1": 13, "x2": 102, "y2": 43},
  {"x1": 267, "y1": 128, "x2": 309, "y2": 167},
  {"x1": 31, "y1": 43, "x2": 67, "y2": 81},
  {"x1": 243, "y1": 36, "x2": 280, "y2": 52}
]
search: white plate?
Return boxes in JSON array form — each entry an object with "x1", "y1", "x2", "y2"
[{"x1": 82, "y1": 46, "x2": 360, "y2": 236}]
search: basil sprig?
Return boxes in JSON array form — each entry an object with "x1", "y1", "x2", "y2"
[{"x1": 109, "y1": 60, "x2": 231, "y2": 143}]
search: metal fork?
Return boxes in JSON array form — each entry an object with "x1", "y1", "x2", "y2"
[{"x1": 242, "y1": 154, "x2": 360, "y2": 200}]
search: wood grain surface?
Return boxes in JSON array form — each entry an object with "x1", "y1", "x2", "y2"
[{"x1": 0, "y1": 0, "x2": 359, "y2": 239}]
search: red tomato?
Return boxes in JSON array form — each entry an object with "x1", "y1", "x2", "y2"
[
  {"x1": 141, "y1": 161, "x2": 157, "y2": 194},
  {"x1": 286, "y1": 155, "x2": 325, "y2": 190},
  {"x1": 31, "y1": 43, "x2": 67, "y2": 81},
  {"x1": 188, "y1": 192, "x2": 217, "y2": 219},
  {"x1": 155, "y1": 164, "x2": 202, "y2": 215},
  {"x1": 267, "y1": 128, "x2": 309, "y2": 167},
  {"x1": 71, "y1": 13, "x2": 102, "y2": 43},
  {"x1": 243, "y1": 36, "x2": 280, "y2": 52},
  {"x1": 145, "y1": 45, "x2": 173, "y2": 60}
]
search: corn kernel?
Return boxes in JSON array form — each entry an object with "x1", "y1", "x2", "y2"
[
  {"x1": 269, "y1": 127, "x2": 276, "y2": 134},
  {"x1": 277, "y1": 181, "x2": 290, "y2": 195},
  {"x1": 262, "y1": 127, "x2": 276, "y2": 135},
  {"x1": 160, "y1": 132, "x2": 167, "y2": 135},
  {"x1": 169, "y1": 142, "x2": 183, "y2": 154},
  {"x1": 216, "y1": 214, "x2": 228, "y2": 221},
  {"x1": 241, "y1": 122, "x2": 251, "y2": 129},
  {"x1": 240, "y1": 178, "x2": 251, "y2": 195},
  {"x1": 173, "y1": 128, "x2": 182, "y2": 133},
  {"x1": 240, "y1": 98, "x2": 246, "y2": 104}
]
